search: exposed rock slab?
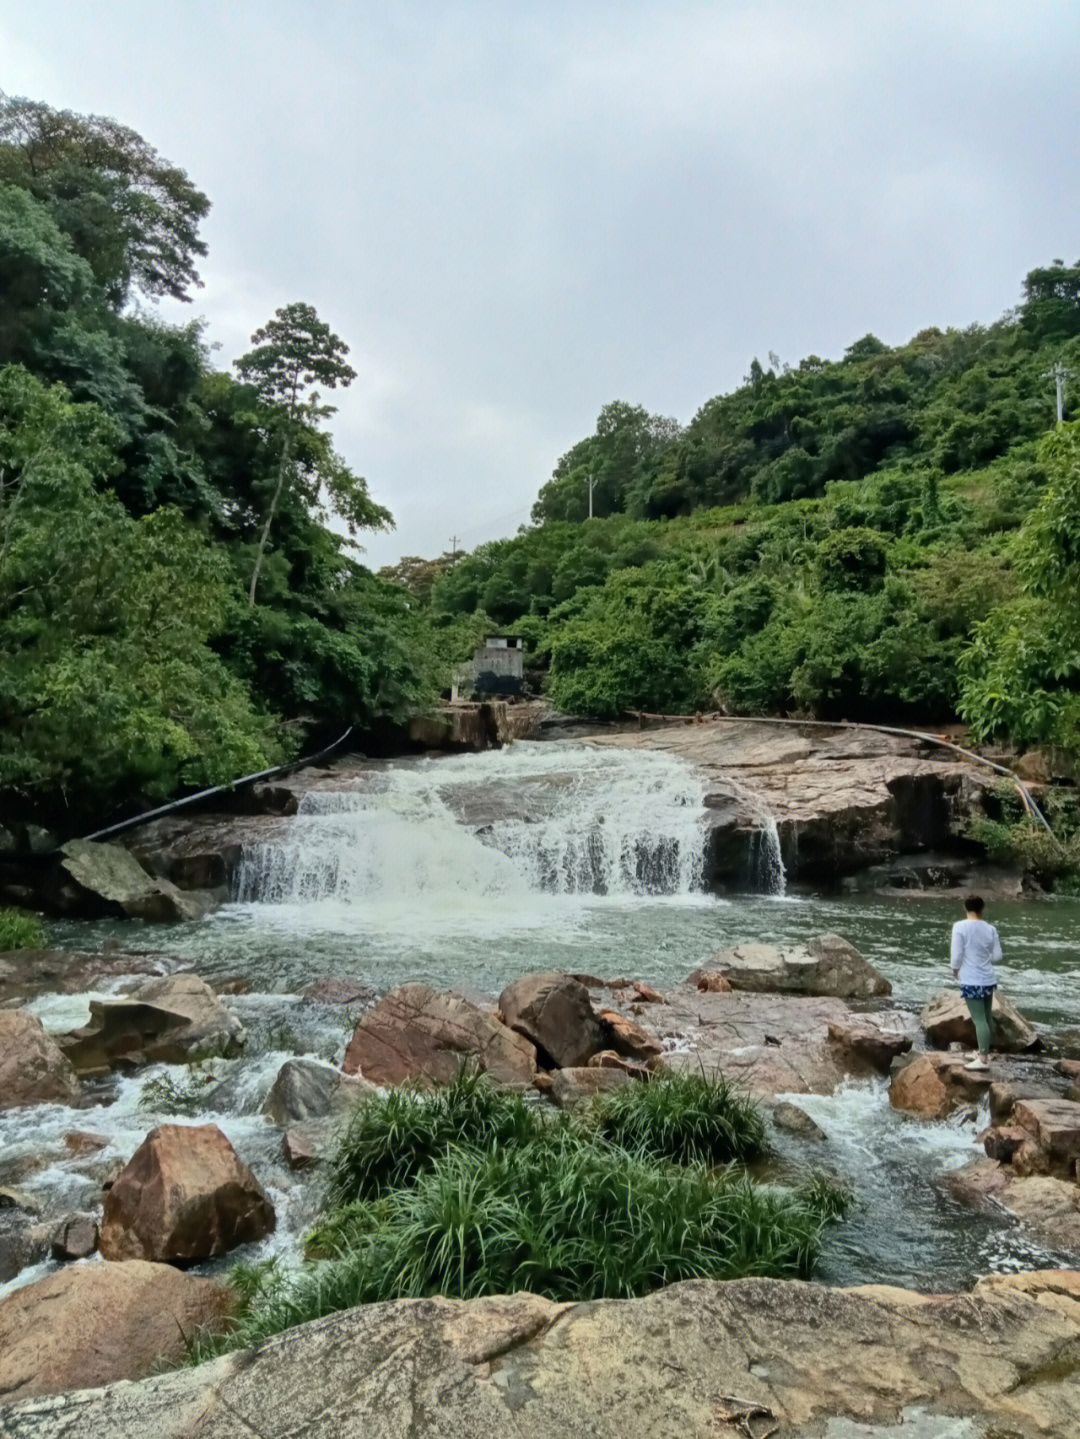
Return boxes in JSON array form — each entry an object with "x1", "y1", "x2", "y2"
[
  {"x1": 58, "y1": 973, "x2": 245, "y2": 1074},
  {"x1": 889, "y1": 1052, "x2": 992, "y2": 1119},
  {"x1": 921, "y1": 989, "x2": 1041, "y2": 1053},
  {"x1": 58, "y1": 839, "x2": 215, "y2": 921},
  {"x1": 498, "y1": 972, "x2": 605, "y2": 1068},
  {"x1": 5, "y1": 1273, "x2": 1080, "y2": 1436},
  {"x1": 944, "y1": 1158, "x2": 1080, "y2": 1253},
  {"x1": 343, "y1": 984, "x2": 537, "y2": 1087},
  {"x1": 0, "y1": 1260, "x2": 234, "y2": 1402},
  {"x1": 699, "y1": 934, "x2": 891, "y2": 999},
  {"x1": 0, "y1": 1010, "x2": 80, "y2": 1110},
  {"x1": 0, "y1": 947, "x2": 175, "y2": 1007},
  {"x1": 99, "y1": 1122, "x2": 275, "y2": 1264},
  {"x1": 263, "y1": 1058, "x2": 374, "y2": 1126}
]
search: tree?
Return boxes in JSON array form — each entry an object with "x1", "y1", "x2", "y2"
[
  {"x1": 0, "y1": 95, "x2": 210, "y2": 307},
  {"x1": 236, "y1": 302, "x2": 380, "y2": 606}
]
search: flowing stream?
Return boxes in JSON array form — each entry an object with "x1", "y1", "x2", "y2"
[{"x1": 7, "y1": 740, "x2": 1080, "y2": 1300}]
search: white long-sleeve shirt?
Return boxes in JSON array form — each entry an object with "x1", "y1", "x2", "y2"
[{"x1": 950, "y1": 917, "x2": 1001, "y2": 987}]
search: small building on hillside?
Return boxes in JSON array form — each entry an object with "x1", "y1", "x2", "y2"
[{"x1": 452, "y1": 636, "x2": 525, "y2": 701}]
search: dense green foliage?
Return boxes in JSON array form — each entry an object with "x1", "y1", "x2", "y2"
[
  {"x1": 0, "y1": 95, "x2": 437, "y2": 822},
  {"x1": 0, "y1": 906, "x2": 45, "y2": 951},
  {"x1": 409, "y1": 268, "x2": 1080, "y2": 739},
  {"x1": 192, "y1": 1071, "x2": 843, "y2": 1359}
]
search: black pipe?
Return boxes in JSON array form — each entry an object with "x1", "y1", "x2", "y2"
[{"x1": 73, "y1": 725, "x2": 357, "y2": 848}]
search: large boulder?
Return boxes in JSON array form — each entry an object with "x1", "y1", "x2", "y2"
[
  {"x1": 889, "y1": 1052, "x2": 992, "y2": 1120},
  {"x1": 263, "y1": 1058, "x2": 373, "y2": 1126},
  {"x1": 0, "y1": 1260, "x2": 234, "y2": 1401},
  {"x1": 343, "y1": 984, "x2": 536, "y2": 1087},
  {"x1": 920, "y1": 989, "x2": 1041, "y2": 1053},
  {"x1": 59, "y1": 838, "x2": 215, "y2": 921},
  {"x1": 59, "y1": 972, "x2": 245, "y2": 1074},
  {"x1": 826, "y1": 1018, "x2": 912, "y2": 1075},
  {"x1": 6, "y1": 1273, "x2": 1080, "y2": 1436},
  {"x1": 696, "y1": 934, "x2": 891, "y2": 999},
  {"x1": 1013, "y1": 1097, "x2": 1080, "y2": 1177},
  {"x1": 498, "y1": 972, "x2": 605, "y2": 1068},
  {"x1": 0, "y1": 1009, "x2": 80, "y2": 1109},
  {"x1": 99, "y1": 1122, "x2": 275, "y2": 1264}
]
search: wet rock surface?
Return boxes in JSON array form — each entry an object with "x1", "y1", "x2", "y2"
[
  {"x1": 889, "y1": 1052, "x2": 992, "y2": 1120},
  {"x1": 99, "y1": 1122, "x2": 276, "y2": 1264},
  {"x1": 0, "y1": 1260, "x2": 235, "y2": 1402},
  {"x1": 0, "y1": 1011, "x2": 80, "y2": 1110},
  {"x1": 263, "y1": 1057, "x2": 374, "y2": 1126},
  {"x1": 5, "y1": 1272, "x2": 1080, "y2": 1437},
  {"x1": 0, "y1": 947, "x2": 176, "y2": 1006},
  {"x1": 58, "y1": 973, "x2": 245, "y2": 1074}
]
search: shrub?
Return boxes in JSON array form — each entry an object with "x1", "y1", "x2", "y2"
[
  {"x1": 0, "y1": 906, "x2": 46, "y2": 951},
  {"x1": 590, "y1": 1068, "x2": 767, "y2": 1165}
]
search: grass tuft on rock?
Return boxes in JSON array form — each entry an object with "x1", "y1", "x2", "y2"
[{"x1": 190, "y1": 1067, "x2": 847, "y2": 1361}]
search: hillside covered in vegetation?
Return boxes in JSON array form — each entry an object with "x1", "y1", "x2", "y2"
[{"x1": 408, "y1": 265, "x2": 1080, "y2": 754}]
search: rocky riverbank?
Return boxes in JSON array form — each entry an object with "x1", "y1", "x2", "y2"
[{"x1": 2, "y1": 929, "x2": 1080, "y2": 1426}]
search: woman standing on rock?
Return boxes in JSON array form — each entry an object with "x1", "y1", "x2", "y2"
[{"x1": 950, "y1": 894, "x2": 1001, "y2": 1071}]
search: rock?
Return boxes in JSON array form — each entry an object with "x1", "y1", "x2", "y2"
[
  {"x1": 1014, "y1": 1097, "x2": 1080, "y2": 1176},
  {"x1": 944, "y1": 1159, "x2": 1080, "y2": 1252},
  {"x1": 700, "y1": 934, "x2": 891, "y2": 999},
  {"x1": 63, "y1": 1130, "x2": 108, "y2": 1156},
  {"x1": 1014, "y1": 748, "x2": 1054, "y2": 782},
  {"x1": 0, "y1": 1010, "x2": 80, "y2": 1109},
  {"x1": 889, "y1": 1052, "x2": 992, "y2": 1120},
  {"x1": 770, "y1": 1101, "x2": 826, "y2": 1139},
  {"x1": 498, "y1": 972, "x2": 605, "y2": 1068},
  {"x1": 920, "y1": 989, "x2": 1041, "y2": 1053},
  {"x1": 532, "y1": 1072, "x2": 555, "y2": 1095},
  {"x1": 0, "y1": 946, "x2": 175, "y2": 1007},
  {"x1": 59, "y1": 972, "x2": 245, "y2": 1074},
  {"x1": 586, "y1": 1050, "x2": 651, "y2": 1079},
  {"x1": 0, "y1": 1186, "x2": 44, "y2": 1215},
  {"x1": 826, "y1": 1018, "x2": 912, "y2": 1075},
  {"x1": 282, "y1": 1127, "x2": 326, "y2": 1169},
  {"x1": 99, "y1": 1123, "x2": 275, "y2": 1264},
  {"x1": 687, "y1": 968, "x2": 733, "y2": 993},
  {"x1": 0, "y1": 1259, "x2": 234, "y2": 1401},
  {"x1": 988, "y1": 1077, "x2": 1053, "y2": 1125},
  {"x1": 982, "y1": 1124, "x2": 1028, "y2": 1163},
  {"x1": 343, "y1": 984, "x2": 536, "y2": 1087},
  {"x1": 595, "y1": 1009, "x2": 664, "y2": 1064},
  {"x1": 300, "y1": 976, "x2": 376, "y2": 1006},
  {"x1": 49, "y1": 1212, "x2": 99, "y2": 1261},
  {"x1": 0, "y1": 1211, "x2": 50, "y2": 1284},
  {"x1": 59, "y1": 838, "x2": 214, "y2": 921},
  {"x1": 8, "y1": 1272, "x2": 1080, "y2": 1437},
  {"x1": 548, "y1": 1067, "x2": 636, "y2": 1108},
  {"x1": 263, "y1": 1058, "x2": 373, "y2": 1126},
  {"x1": 632, "y1": 982, "x2": 666, "y2": 1004}
]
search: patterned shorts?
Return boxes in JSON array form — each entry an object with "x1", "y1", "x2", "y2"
[{"x1": 960, "y1": 984, "x2": 996, "y2": 1001}]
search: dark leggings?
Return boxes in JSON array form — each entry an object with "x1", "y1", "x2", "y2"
[{"x1": 964, "y1": 992, "x2": 995, "y2": 1055}]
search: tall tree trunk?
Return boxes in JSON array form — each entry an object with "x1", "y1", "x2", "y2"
[{"x1": 248, "y1": 435, "x2": 291, "y2": 607}]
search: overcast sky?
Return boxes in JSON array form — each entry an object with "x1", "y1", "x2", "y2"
[{"x1": 4, "y1": 2, "x2": 1078, "y2": 567}]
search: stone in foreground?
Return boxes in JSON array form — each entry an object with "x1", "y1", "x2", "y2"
[
  {"x1": 498, "y1": 972, "x2": 605, "y2": 1068},
  {"x1": 889, "y1": 1052, "x2": 991, "y2": 1120},
  {"x1": 0, "y1": 1260, "x2": 234, "y2": 1401},
  {"x1": 4, "y1": 1273, "x2": 1079, "y2": 1436},
  {"x1": 0, "y1": 1010, "x2": 80, "y2": 1110},
  {"x1": 343, "y1": 983, "x2": 536, "y2": 1087},
  {"x1": 696, "y1": 933, "x2": 891, "y2": 999},
  {"x1": 99, "y1": 1122, "x2": 275, "y2": 1263},
  {"x1": 920, "y1": 989, "x2": 1040, "y2": 1053}
]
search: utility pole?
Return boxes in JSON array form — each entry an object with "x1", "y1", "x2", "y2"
[
  {"x1": 1045, "y1": 362, "x2": 1072, "y2": 425},
  {"x1": 587, "y1": 475, "x2": 595, "y2": 519},
  {"x1": 450, "y1": 535, "x2": 460, "y2": 560}
]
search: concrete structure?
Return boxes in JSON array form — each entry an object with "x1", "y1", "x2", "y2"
[{"x1": 452, "y1": 637, "x2": 524, "y2": 701}]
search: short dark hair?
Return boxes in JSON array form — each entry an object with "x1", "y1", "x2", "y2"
[{"x1": 964, "y1": 894, "x2": 985, "y2": 915}]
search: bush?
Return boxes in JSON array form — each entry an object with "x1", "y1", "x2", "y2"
[
  {"x1": 591, "y1": 1067, "x2": 767, "y2": 1165},
  {"x1": 0, "y1": 906, "x2": 45, "y2": 951}
]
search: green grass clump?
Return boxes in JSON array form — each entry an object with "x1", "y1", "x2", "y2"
[
  {"x1": 0, "y1": 906, "x2": 46, "y2": 952},
  {"x1": 591, "y1": 1067, "x2": 768, "y2": 1165},
  {"x1": 189, "y1": 1067, "x2": 847, "y2": 1362}
]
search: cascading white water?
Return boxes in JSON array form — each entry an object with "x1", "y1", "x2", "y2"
[
  {"x1": 750, "y1": 812, "x2": 787, "y2": 896},
  {"x1": 236, "y1": 743, "x2": 708, "y2": 915}
]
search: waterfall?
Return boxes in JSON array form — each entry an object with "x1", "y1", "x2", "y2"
[
  {"x1": 236, "y1": 743, "x2": 707, "y2": 911},
  {"x1": 749, "y1": 812, "x2": 787, "y2": 896}
]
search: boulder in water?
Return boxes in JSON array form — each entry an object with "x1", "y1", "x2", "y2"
[
  {"x1": 0, "y1": 1009, "x2": 80, "y2": 1109},
  {"x1": 498, "y1": 972, "x2": 606, "y2": 1068},
  {"x1": 920, "y1": 990, "x2": 1041, "y2": 1053},
  {"x1": 0, "y1": 1259, "x2": 235, "y2": 1400},
  {"x1": 343, "y1": 983, "x2": 537, "y2": 1087},
  {"x1": 889, "y1": 1052, "x2": 991, "y2": 1119},
  {"x1": 943, "y1": 1158, "x2": 1080, "y2": 1252},
  {"x1": 49, "y1": 1212, "x2": 99, "y2": 1261},
  {"x1": 826, "y1": 1018, "x2": 912, "y2": 1075},
  {"x1": 59, "y1": 838, "x2": 216, "y2": 921},
  {"x1": 263, "y1": 1057, "x2": 373, "y2": 1125},
  {"x1": 695, "y1": 934, "x2": 891, "y2": 999},
  {"x1": 59, "y1": 972, "x2": 245, "y2": 1074},
  {"x1": 100, "y1": 1122, "x2": 275, "y2": 1264}
]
